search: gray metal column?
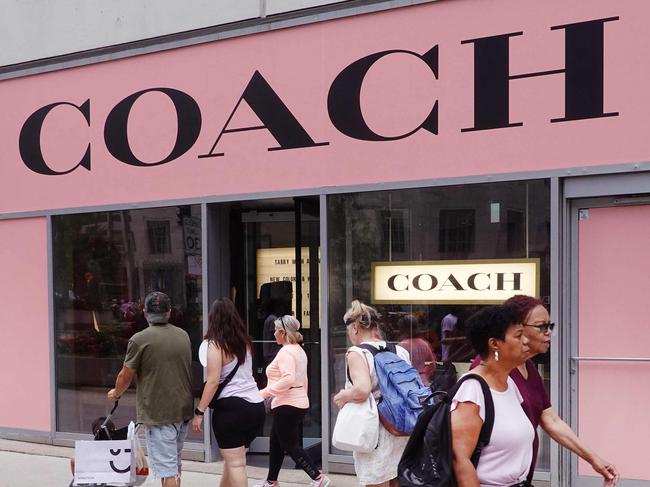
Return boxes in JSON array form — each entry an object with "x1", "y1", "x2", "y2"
[{"x1": 319, "y1": 193, "x2": 330, "y2": 472}]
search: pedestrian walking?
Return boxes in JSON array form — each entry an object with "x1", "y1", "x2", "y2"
[
  {"x1": 192, "y1": 298, "x2": 265, "y2": 487},
  {"x1": 451, "y1": 304, "x2": 533, "y2": 487},
  {"x1": 107, "y1": 291, "x2": 193, "y2": 487},
  {"x1": 333, "y1": 300, "x2": 410, "y2": 487},
  {"x1": 499, "y1": 295, "x2": 618, "y2": 485},
  {"x1": 256, "y1": 315, "x2": 330, "y2": 487}
]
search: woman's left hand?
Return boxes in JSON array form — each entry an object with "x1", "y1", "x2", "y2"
[
  {"x1": 191, "y1": 414, "x2": 203, "y2": 433},
  {"x1": 333, "y1": 389, "x2": 349, "y2": 409},
  {"x1": 259, "y1": 387, "x2": 271, "y2": 399},
  {"x1": 591, "y1": 456, "x2": 619, "y2": 485}
]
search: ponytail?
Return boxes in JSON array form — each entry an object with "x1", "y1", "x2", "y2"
[{"x1": 344, "y1": 299, "x2": 381, "y2": 329}]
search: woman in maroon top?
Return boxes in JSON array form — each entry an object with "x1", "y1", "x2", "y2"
[{"x1": 471, "y1": 295, "x2": 619, "y2": 485}]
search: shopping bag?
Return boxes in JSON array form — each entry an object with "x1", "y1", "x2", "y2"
[
  {"x1": 331, "y1": 394, "x2": 379, "y2": 453},
  {"x1": 73, "y1": 438, "x2": 136, "y2": 485},
  {"x1": 128, "y1": 421, "x2": 149, "y2": 486}
]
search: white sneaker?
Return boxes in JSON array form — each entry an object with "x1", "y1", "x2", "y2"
[
  {"x1": 252, "y1": 481, "x2": 279, "y2": 487},
  {"x1": 310, "y1": 475, "x2": 331, "y2": 487}
]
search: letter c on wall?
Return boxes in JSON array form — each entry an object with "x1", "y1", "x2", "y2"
[
  {"x1": 328, "y1": 47, "x2": 438, "y2": 141},
  {"x1": 19, "y1": 100, "x2": 91, "y2": 176}
]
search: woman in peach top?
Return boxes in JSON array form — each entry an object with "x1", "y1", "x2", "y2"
[{"x1": 256, "y1": 315, "x2": 330, "y2": 487}]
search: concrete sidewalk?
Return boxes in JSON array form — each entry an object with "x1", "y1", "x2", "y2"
[{"x1": 0, "y1": 439, "x2": 358, "y2": 487}]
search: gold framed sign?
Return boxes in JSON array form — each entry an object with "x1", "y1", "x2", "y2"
[{"x1": 371, "y1": 258, "x2": 540, "y2": 304}]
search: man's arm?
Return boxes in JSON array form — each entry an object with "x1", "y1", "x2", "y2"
[{"x1": 107, "y1": 366, "x2": 136, "y2": 401}]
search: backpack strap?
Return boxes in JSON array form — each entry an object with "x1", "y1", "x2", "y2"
[
  {"x1": 357, "y1": 342, "x2": 396, "y2": 355},
  {"x1": 215, "y1": 361, "x2": 240, "y2": 399},
  {"x1": 452, "y1": 374, "x2": 495, "y2": 467},
  {"x1": 345, "y1": 347, "x2": 373, "y2": 384},
  {"x1": 353, "y1": 342, "x2": 399, "y2": 383}
]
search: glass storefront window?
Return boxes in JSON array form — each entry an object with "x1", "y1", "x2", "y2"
[
  {"x1": 53, "y1": 206, "x2": 203, "y2": 439},
  {"x1": 327, "y1": 180, "x2": 551, "y2": 471}
]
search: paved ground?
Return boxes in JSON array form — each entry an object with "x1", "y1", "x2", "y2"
[{"x1": 0, "y1": 439, "x2": 358, "y2": 487}]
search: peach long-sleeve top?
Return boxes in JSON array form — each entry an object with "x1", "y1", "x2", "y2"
[{"x1": 259, "y1": 343, "x2": 309, "y2": 410}]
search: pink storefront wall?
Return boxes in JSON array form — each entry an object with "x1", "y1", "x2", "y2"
[
  {"x1": 1, "y1": 0, "x2": 649, "y2": 214},
  {"x1": 0, "y1": 218, "x2": 51, "y2": 431}
]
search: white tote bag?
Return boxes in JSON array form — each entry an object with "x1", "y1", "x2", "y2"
[
  {"x1": 73, "y1": 438, "x2": 136, "y2": 485},
  {"x1": 331, "y1": 393, "x2": 379, "y2": 453}
]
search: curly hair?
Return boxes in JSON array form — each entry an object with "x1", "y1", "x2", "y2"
[
  {"x1": 204, "y1": 298, "x2": 251, "y2": 363},
  {"x1": 504, "y1": 295, "x2": 545, "y2": 323},
  {"x1": 466, "y1": 304, "x2": 521, "y2": 358}
]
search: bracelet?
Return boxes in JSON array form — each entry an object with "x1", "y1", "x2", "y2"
[{"x1": 194, "y1": 407, "x2": 205, "y2": 416}]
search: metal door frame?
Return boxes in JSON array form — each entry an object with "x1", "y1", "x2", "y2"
[
  {"x1": 563, "y1": 171, "x2": 650, "y2": 487},
  {"x1": 206, "y1": 202, "x2": 322, "y2": 455}
]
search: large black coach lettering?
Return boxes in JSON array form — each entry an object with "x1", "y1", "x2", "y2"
[
  {"x1": 328, "y1": 47, "x2": 438, "y2": 141},
  {"x1": 461, "y1": 17, "x2": 619, "y2": 132},
  {"x1": 104, "y1": 88, "x2": 202, "y2": 167},
  {"x1": 20, "y1": 100, "x2": 91, "y2": 176},
  {"x1": 199, "y1": 71, "x2": 328, "y2": 158}
]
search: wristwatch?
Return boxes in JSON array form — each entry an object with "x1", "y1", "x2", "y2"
[{"x1": 194, "y1": 407, "x2": 205, "y2": 416}]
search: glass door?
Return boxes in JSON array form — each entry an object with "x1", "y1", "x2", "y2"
[{"x1": 216, "y1": 197, "x2": 321, "y2": 455}]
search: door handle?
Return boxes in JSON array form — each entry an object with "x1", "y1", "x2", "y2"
[
  {"x1": 569, "y1": 356, "x2": 650, "y2": 374},
  {"x1": 570, "y1": 356, "x2": 650, "y2": 362}
]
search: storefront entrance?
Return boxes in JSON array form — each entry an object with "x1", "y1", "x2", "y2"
[
  {"x1": 568, "y1": 198, "x2": 650, "y2": 487},
  {"x1": 207, "y1": 197, "x2": 321, "y2": 455}
]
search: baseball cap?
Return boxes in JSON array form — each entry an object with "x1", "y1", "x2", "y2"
[{"x1": 144, "y1": 291, "x2": 171, "y2": 314}]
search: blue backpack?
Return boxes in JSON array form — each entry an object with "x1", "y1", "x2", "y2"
[{"x1": 358, "y1": 343, "x2": 433, "y2": 436}]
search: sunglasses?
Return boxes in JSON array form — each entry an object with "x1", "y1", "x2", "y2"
[
  {"x1": 279, "y1": 316, "x2": 289, "y2": 332},
  {"x1": 524, "y1": 322, "x2": 556, "y2": 334},
  {"x1": 344, "y1": 318, "x2": 356, "y2": 326}
]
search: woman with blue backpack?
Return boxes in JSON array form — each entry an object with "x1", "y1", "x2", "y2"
[{"x1": 333, "y1": 300, "x2": 413, "y2": 487}]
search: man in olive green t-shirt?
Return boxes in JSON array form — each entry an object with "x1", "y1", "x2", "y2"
[{"x1": 108, "y1": 292, "x2": 193, "y2": 487}]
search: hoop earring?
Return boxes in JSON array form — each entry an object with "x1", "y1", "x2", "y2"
[{"x1": 494, "y1": 350, "x2": 499, "y2": 362}]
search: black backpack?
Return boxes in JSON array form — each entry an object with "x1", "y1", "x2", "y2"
[
  {"x1": 428, "y1": 361, "x2": 458, "y2": 393},
  {"x1": 398, "y1": 374, "x2": 495, "y2": 487}
]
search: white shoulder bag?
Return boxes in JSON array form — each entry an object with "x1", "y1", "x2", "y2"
[{"x1": 331, "y1": 350, "x2": 379, "y2": 453}]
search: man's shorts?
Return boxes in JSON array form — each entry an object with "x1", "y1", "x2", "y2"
[{"x1": 144, "y1": 420, "x2": 189, "y2": 479}]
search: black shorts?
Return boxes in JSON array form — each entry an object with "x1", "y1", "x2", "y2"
[{"x1": 211, "y1": 396, "x2": 265, "y2": 449}]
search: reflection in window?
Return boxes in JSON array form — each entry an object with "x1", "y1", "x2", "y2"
[
  {"x1": 507, "y1": 209, "x2": 525, "y2": 253},
  {"x1": 53, "y1": 206, "x2": 203, "y2": 439},
  {"x1": 327, "y1": 180, "x2": 551, "y2": 473},
  {"x1": 382, "y1": 210, "x2": 408, "y2": 255},
  {"x1": 147, "y1": 220, "x2": 171, "y2": 254},
  {"x1": 439, "y1": 209, "x2": 475, "y2": 254}
]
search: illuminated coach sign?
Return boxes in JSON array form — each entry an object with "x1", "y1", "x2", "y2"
[{"x1": 371, "y1": 259, "x2": 540, "y2": 304}]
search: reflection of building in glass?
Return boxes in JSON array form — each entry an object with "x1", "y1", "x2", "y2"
[
  {"x1": 256, "y1": 247, "x2": 320, "y2": 328},
  {"x1": 52, "y1": 206, "x2": 203, "y2": 435}
]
